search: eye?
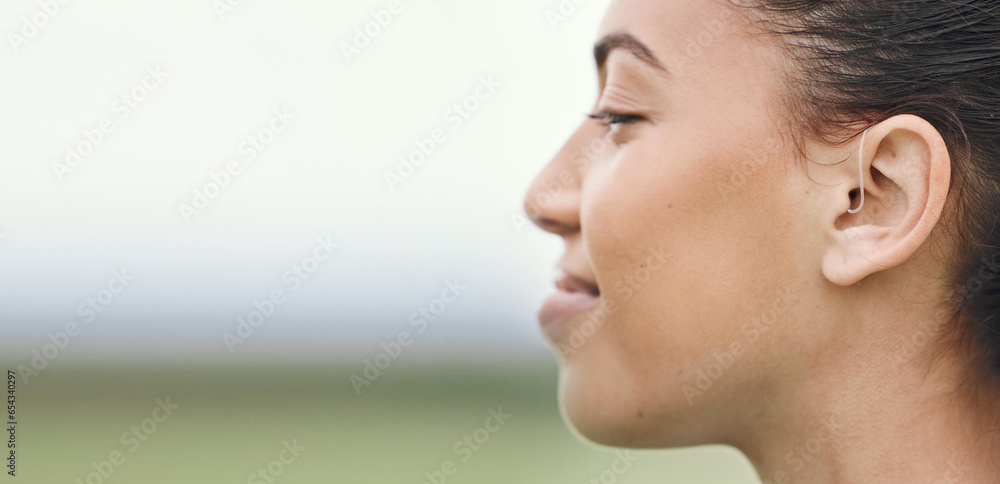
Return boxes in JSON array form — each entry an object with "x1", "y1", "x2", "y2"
[{"x1": 587, "y1": 110, "x2": 643, "y2": 137}]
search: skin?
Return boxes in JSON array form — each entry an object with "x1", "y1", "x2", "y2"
[{"x1": 524, "y1": 0, "x2": 1000, "y2": 481}]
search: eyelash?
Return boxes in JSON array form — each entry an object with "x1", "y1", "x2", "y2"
[{"x1": 587, "y1": 110, "x2": 643, "y2": 136}]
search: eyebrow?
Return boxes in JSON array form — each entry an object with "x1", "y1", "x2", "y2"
[{"x1": 594, "y1": 32, "x2": 669, "y2": 75}]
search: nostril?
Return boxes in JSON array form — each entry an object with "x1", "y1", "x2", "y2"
[
  {"x1": 537, "y1": 217, "x2": 575, "y2": 236},
  {"x1": 538, "y1": 217, "x2": 560, "y2": 229}
]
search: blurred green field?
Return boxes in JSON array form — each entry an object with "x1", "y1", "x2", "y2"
[{"x1": 3, "y1": 359, "x2": 759, "y2": 483}]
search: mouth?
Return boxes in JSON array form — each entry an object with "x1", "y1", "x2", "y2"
[{"x1": 538, "y1": 269, "x2": 601, "y2": 333}]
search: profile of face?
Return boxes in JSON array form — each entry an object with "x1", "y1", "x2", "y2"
[{"x1": 524, "y1": 0, "x2": 954, "y2": 452}]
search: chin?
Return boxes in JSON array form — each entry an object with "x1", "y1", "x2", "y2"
[
  {"x1": 555, "y1": 348, "x2": 719, "y2": 449},
  {"x1": 554, "y1": 358, "x2": 650, "y2": 447}
]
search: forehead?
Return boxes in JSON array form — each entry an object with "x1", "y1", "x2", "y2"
[
  {"x1": 596, "y1": 0, "x2": 745, "y2": 71},
  {"x1": 594, "y1": 0, "x2": 785, "y2": 109}
]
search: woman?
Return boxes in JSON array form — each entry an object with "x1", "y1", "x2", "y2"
[{"x1": 524, "y1": 0, "x2": 1000, "y2": 482}]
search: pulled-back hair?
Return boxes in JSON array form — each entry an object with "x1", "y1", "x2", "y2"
[{"x1": 735, "y1": 1, "x2": 1000, "y2": 386}]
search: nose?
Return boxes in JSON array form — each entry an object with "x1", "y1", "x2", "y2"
[{"x1": 524, "y1": 121, "x2": 601, "y2": 236}]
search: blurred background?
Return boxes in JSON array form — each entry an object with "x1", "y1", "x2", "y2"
[{"x1": 0, "y1": 0, "x2": 759, "y2": 481}]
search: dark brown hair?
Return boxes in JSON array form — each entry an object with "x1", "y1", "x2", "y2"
[{"x1": 736, "y1": 1, "x2": 1000, "y2": 386}]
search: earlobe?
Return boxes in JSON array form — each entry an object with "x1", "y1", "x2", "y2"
[{"x1": 820, "y1": 115, "x2": 952, "y2": 286}]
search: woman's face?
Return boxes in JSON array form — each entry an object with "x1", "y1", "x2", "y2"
[{"x1": 526, "y1": 0, "x2": 828, "y2": 447}]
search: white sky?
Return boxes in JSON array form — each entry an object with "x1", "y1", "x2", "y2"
[{"x1": 0, "y1": 0, "x2": 616, "y2": 362}]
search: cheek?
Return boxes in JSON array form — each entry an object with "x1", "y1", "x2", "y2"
[
  {"x1": 567, "y1": 133, "x2": 804, "y2": 420},
  {"x1": 581, "y1": 136, "x2": 745, "y2": 343}
]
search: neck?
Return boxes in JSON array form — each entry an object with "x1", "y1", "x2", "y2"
[{"x1": 735, "y1": 316, "x2": 1000, "y2": 483}]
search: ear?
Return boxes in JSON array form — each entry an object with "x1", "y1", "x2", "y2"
[{"x1": 821, "y1": 114, "x2": 952, "y2": 286}]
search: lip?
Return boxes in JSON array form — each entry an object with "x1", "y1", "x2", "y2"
[{"x1": 538, "y1": 270, "x2": 601, "y2": 334}]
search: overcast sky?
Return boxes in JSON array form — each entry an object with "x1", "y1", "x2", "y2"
[{"x1": 0, "y1": 0, "x2": 617, "y2": 363}]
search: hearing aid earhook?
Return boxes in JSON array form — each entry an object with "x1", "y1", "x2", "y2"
[{"x1": 848, "y1": 127, "x2": 871, "y2": 214}]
